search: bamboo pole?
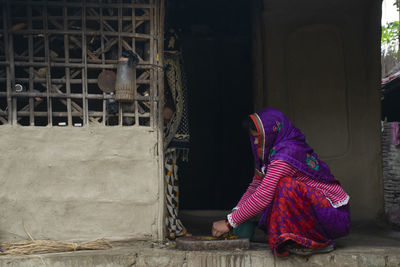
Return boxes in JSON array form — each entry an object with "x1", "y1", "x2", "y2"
[
  {"x1": 156, "y1": 0, "x2": 166, "y2": 242},
  {"x1": 10, "y1": 29, "x2": 151, "y2": 39},
  {"x1": 43, "y1": 4, "x2": 53, "y2": 125},
  {"x1": 1, "y1": 4, "x2": 10, "y2": 124},
  {"x1": 0, "y1": 91, "x2": 152, "y2": 101},
  {"x1": 7, "y1": 56, "x2": 151, "y2": 65},
  {"x1": 11, "y1": 1, "x2": 154, "y2": 9},
  {"x1": 12, "y1": 15, "x2": 149, "y2": 21},
  {"x1": 27, "y1": 5, "x2": 35, "y2": 125},
  {"x1": 12, "y1": 111, "x2": 150, "y2": 118},
  {"x1": 149, "y1": 0, "x2": 155, "y2": 128},
  {"x1": 132, "y1": 4, "x2": 139, "y2": 126},
  {"x1": 1, "y1": 61, "x2": 156, "y2": 69},
  {"x1": 99, "y1": 0, "x2": 107, "y2": 126},
  {"x1": 118, "y1": 0, "x2": 123, "y2": 126},
  {"x1": 0, "y1": 78, "x2": 149, "y2": 84},
  {"x1": 82, "y1": 0, "x2": 89, "y2": 126},
  {"x1": 5, "y1": 2, "x2": 15, "y2": 124},
  {"x1": 63, "y1": 0, "x2": 72, "y2": 126}
]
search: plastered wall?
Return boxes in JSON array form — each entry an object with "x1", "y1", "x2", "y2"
[
  {"x1": 253, "y1": 0, "x2": 383, "y2": 222},
  {"x1": 0, "y1": 126, "x2": 162, "y2": 241}
]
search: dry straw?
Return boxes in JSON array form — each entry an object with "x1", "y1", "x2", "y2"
[{"x1": 0, "y1": 238, "x2": 112, "y2": 256}]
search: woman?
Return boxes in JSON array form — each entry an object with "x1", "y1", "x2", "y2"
[{"x1": 211, "y1": 108, "x2": 350, "y2": 256}]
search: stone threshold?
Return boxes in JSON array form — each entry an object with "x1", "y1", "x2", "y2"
[{"x1": 0, "y1": 239, "x2": 399, "y2": 267}]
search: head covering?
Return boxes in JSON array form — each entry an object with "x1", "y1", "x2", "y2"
[{"x1": 249, "y1": 108, "x2": 336, "y2": 183}]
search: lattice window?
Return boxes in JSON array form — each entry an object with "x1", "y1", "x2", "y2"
[{"x1": 0, "y1": 0, "x2": 161, "y2": 127}]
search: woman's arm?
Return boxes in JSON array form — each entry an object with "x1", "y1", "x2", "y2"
[
  {"x1": 235, "y1": 175, "x2": 263, "y2": 209},
  {"x1": 228, "y1": 160, "x2": 295, "y2": 227}
]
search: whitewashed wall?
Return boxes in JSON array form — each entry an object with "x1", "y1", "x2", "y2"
[{"x1": 0, "y1": 126, "x2": 163, "y2": 242}]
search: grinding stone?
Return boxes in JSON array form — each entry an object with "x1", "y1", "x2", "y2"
[{"x1": 175, "y1": 236, "x2": 250, "y2": 251}]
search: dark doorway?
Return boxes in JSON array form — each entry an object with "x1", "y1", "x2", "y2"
[{"x1": 166, "y1": 0, "x2": 254, "y2": 210}]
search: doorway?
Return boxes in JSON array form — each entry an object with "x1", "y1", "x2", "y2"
[{"x1": 165, "y1": 0, "x2": 254, "y2": 211}]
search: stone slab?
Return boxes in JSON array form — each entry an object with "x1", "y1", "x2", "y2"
[{"x1": 175, "y1": 236, "x2": 250, "y2": 250}]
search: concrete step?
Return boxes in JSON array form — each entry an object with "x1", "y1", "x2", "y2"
[
  {"x1": 0, "y1": 237, "x2": 399, "y2": 267},
  {"x1": 1, "y1": 212, "x2": 400, "y2": 267}
]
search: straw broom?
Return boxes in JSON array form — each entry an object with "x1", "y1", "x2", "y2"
[{"x1": 0, "y1": 238, "x2": 112, "y2": 256}]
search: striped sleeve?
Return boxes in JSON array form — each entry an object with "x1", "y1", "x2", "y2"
[
  {"x1": 296, "y1": 175, "x2": 349, "y2": 207},
  {"x1": 229, "y1": 160, "x2": 295, "y2": 227},
  {"x1": 235, "y1": 175, "x2": 263, "y2": 208}
]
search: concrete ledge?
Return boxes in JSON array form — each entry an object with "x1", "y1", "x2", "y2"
[{"x1": 0, "y1": 239, "x2": 399, "y2": 267}]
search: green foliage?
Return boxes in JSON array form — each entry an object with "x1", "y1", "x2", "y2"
[{"x1": 382, "y1": 21, "x2": 400, "y2": 51}]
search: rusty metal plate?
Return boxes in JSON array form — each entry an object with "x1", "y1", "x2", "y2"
[{"x1": 98, "y1": 70, "x2": 116, "y2": 93}]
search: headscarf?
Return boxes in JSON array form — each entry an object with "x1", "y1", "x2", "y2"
[{"x1": 249, "y1": 108, "x2": 336, "y2": 183}]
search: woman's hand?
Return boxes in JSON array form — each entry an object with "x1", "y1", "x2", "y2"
[{"x1": 211, "y1": 220, "x2": 230, "y2": 237}]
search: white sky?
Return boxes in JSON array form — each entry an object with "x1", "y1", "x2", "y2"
[{"x1": 382, "y1": 0, "x2": 399, "y2": 25}]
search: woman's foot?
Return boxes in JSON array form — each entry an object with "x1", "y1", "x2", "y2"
[{"x1": 286, "y1": 243, "x2": 335, "y2": 256}]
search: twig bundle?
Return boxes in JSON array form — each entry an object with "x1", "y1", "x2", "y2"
[{"x1": 0, "y1": 238, "x2": 112, "y2": 256}]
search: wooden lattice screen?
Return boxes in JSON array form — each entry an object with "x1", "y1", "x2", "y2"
[{"x1": 0, "y1": 0, "x2": 162, "y2": 127}]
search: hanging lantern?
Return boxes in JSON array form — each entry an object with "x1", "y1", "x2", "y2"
[{"x1": 115, "y1": 51, "x2": 139, "y2": 102}]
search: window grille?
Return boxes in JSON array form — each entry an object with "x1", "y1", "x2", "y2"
[{"x1": 0, "y1": 0, "x2": 161, "y2": 127}]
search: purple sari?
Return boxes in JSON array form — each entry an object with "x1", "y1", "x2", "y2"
[
  {"x1": 248, "y1": 108, "x2": 350, "y2": 256},
  {"x1": 249, "y1": 108, "x2": 335, "y2": 183}
]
